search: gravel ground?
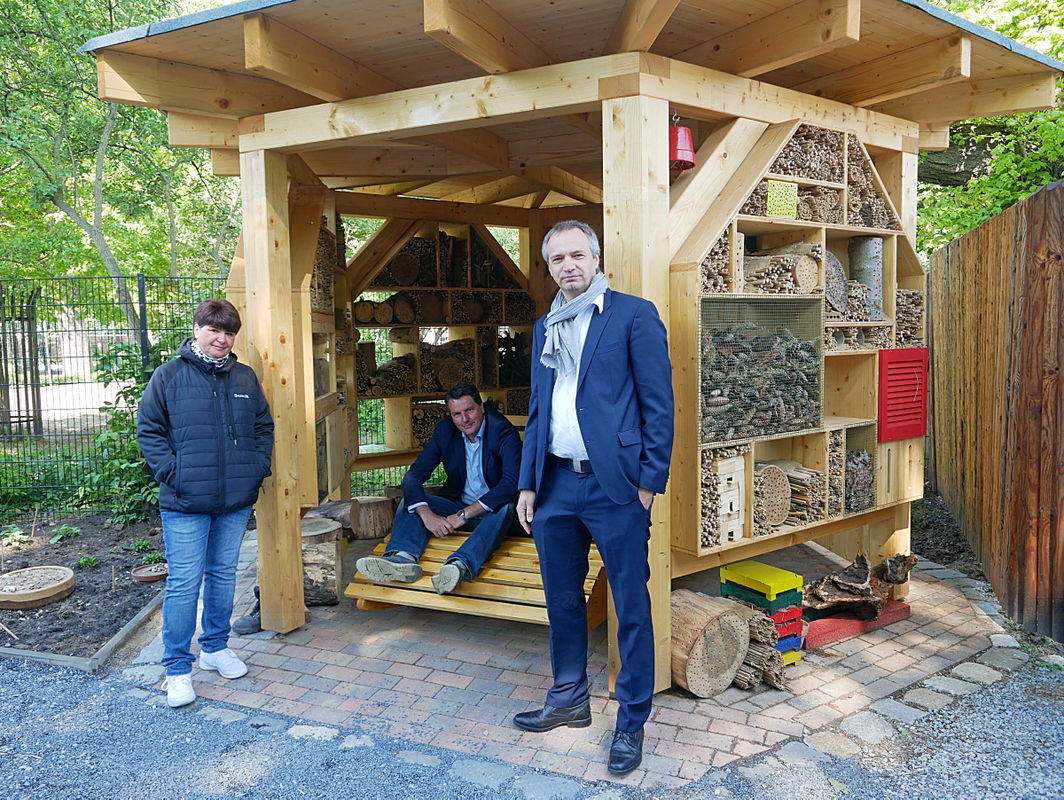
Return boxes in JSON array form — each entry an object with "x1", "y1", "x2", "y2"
[{"x1": 2, "y1": 656, "x2": 1063, "y2": 800}]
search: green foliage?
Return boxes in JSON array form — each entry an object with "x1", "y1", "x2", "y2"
[
  {"x1": 131, "y1": 538, "x2": 154, "y2": 553},
  {"x1": 1, "y1": 524, "x2": 28, "y2": 546},
  {"x1": 919, "y1": 1, "x2": 1064, "y2": 256},
  {"x1": 73, "y1": 556, "x2": 99, "y2": 569},
  {"x1": 141, "y1": 551, "x2": 166, "y2": 564},
  {"x1": 48, "y1": 524, "x2": 80, "y2": 544}
]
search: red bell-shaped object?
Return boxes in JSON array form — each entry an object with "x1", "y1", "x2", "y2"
[{"x1": 669, "y1": 125, "x2": 695, "y2": 171}]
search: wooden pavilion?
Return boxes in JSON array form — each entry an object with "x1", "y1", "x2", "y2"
[{"x1": 82, "y1": 0, "x2": 1061, "y2": 692}]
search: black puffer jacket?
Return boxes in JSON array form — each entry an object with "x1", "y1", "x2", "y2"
[{"x1": 137, "y1": 338, "x2": 274, "y2": 513}]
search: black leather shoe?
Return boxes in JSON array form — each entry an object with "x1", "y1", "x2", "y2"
[
  {"x1": 608, "y1": 728, "x2": 644, "y2": 775},
  {"x1": 513, "y1": 699, "x2": 592, "y2": 732}
]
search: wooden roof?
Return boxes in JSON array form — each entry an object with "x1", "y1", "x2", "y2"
[{"x1": 81, "y1": 0, "x2": 1061, "y2": 203}]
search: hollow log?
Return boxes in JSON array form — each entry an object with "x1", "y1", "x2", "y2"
[
  {"x1": 670, "y1": 589, "x2": 750, "y2": 698},
  {"x1": 304, "y1": 498, "x2": 359, "y2": 535}
]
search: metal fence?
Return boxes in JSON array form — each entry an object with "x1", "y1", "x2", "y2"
[{"x1": 0, "y1": 275, "x2": 223, "y2": 518}]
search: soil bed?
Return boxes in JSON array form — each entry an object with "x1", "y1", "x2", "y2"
[
  {"x1": 0, "y1": 515, "x2": 163, "y2": 658},
  {"x1": 910, "y1": 487, "x2": 985, "y2": 580}
]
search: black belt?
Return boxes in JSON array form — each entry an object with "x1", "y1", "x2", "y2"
[{"x1": 549, "y1": 454, "x2": 594, "y2": 474}]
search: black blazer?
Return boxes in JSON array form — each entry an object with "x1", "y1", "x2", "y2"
[{"x1": 401, "y1": 403, "x2": 521, "y2": 511}]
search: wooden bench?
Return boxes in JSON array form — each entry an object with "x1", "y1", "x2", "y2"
[{"x1": 344, "y1": 531, "x2": 608, "y2": 629}]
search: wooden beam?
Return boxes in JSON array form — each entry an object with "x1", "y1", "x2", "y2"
[
  {"x1": 301, "y1": 147, "x2": 487, "y2": 178},
  {"x1": 793, "y1": 35, "x2": 971, "y2": 107},
  {"x1": 871, "y1": 150, "x2": 918, "y2": 245},
  {"x1": 919, "y1": 123, "x2": 951, "y2": 151},
  {"x1": 519, "y1": 167, "x2": 602, "y2": 205},
  {"x1": 871, "y1": 72, "x2": 1060, "y2": 124},
  {"x1": 671, "y1": 0, "x2": 860, "y2": 78},
  {"x1": 167, "y1": 112, "x2": 239, "y2": 148},
  {"x1": 442, "y1": 175, "x2": 541, "y2": 204},
  {"x1": 212, "y1": 148, "x2": 240, "y2": 176},
  {"x1": 606, "y1": 0, "x2": 681, "y2": 53},
  {"x1": 238, "y1": 53, "x2": 644, "y2": 152},
  {"x1": 601, "y1": 94, "x2": 672, "y2": 693},
  {"x1": 423, "y1": 0, "x2": 553, "y2": 74},
  {"x1": 244, "y1": 13, "x2": 399, "y2": 102},
  {"x1": 323, "y1": 179, "x2": 436, "y2": 194},
  {"x1": 508, "y1": 134, "x2": 600, "y2": 168},
  {"x1": 598, "y1": 54, "x2": 917, "y2": 152},
  {"x1": 672, "y1": 120, "x2": 801, "y2": 268},
  {"x1": 668, "y1": 117, "x2": 769, "y2": 260},
  {"x1": 240, "y1": 149, "x2": 305, "y2": 632},
  {"x1": 345, "y1": 218, "x2": 421, "y2": 296},
  {"x1": 287, "y1": 154, "x2": 326, "y2": 187},
  {"x1": 97, "y1": 50, "x2": 319, "y2": 118},
  {"x1": 336, "y1": 191, "x2": 531, "y2": 226}
]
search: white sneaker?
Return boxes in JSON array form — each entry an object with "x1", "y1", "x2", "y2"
[
  {"x1": 198, "y1": 647, "x2": 248, "y2": 679},
  {"x1": 164, "y1": 674, "x2": 196, "y2": 708}
]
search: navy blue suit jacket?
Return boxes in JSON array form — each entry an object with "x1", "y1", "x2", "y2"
[
  {"x1": 519, "y1": 289, "x2": 674, "y2": 505},
  {"x1": 402, "y1": 403, "x2": 521, "y2": 511}
]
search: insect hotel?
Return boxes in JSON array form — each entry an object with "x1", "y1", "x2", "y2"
[{"x1": 82, "y1": 0, "x2": 1061, "y2": 691}]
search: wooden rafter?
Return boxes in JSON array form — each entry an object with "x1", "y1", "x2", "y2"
[
  {"x1": 335, "y1": 191, "x2": 532, "y2": 227},
  {"x1": 344, "y1": 218, "x2": 421, "y2": 296},
  {"x1": 442, "y1": 175, "x2": 540, "y2": 204},
  {"x1": 606, "y1": 0, "x2": 682, "y2": 54},
  {"x1": 212, "y1": 149, "x2": 239, "y2": 176},
  {"x1": 97, "y1": 50, "x2": 319, "y2": 117},
  {"x1": 300, "y1": 147, "x2": 487, "y2": 178},
  {"x1": 871, "y1": 72, "x2": 1060, "y2": 124},
  {"x1": 672, "y1": 0, "x2": 860, "y2": 78},
  {"x1": 244, "y1": 13, "x2": 398, "y2": 101},
  {"x1": 423, "y1": 0, "x2": 553, "y2": 74},
  {"x1": 322, "y1": 179, "x2": 436, "y2": 194},
  {"x1": 287, "y1": 154, "x2": 326, "y2": 187},
  {"x1": 793, "y1": 35, "x2": 972, "y2": 107},
  {"x1": 167, "y1": 112, "x2": 238, "y2": 148}
]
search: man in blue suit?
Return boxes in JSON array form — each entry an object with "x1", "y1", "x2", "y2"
[
  {"x1": 513, "y1": 221, "x2": 674, "y2": 776},
  {"x1": 356, "y1": 382, "x2": 520, "y2": 595}
]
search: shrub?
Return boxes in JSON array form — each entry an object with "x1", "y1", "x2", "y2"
[
  {"x1": 73, "y1": 556, "x2": 99, "y2": 569},
  {"x1": 142, "y1": 551, "x2": 166, "y2": 564},
  {"x1": 49, "y1": 524, "x2": 81, "y2": 544}
]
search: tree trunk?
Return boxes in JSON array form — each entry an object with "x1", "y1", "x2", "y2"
[{"x1": 670, "y1": 589, "x2": 749, "y2": 697}]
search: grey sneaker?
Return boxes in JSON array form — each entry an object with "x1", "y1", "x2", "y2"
[
  {"x1": 356, "y1": 554, "x2": 422, "y2": 584},
  {"x1": 231, "y1": 608, "x2": 261, "y2": 636},
  {"x1": 431, "y1": 560, "x2": 470, "y2": 594}
]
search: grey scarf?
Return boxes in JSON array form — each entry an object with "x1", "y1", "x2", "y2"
[{"x1": 539, "y1": 271, "x2": 609, "y2": 376}]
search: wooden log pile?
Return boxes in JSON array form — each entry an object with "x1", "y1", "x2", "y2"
[
  {"x1": 764, "y1": 458, "x2": 826, "y2": 526},
  {"x1": 364, "y1": 353, "x2": 418, "y2": 397},
  {"x1": 477, "y1": 326, "x2": 499, "y2": 388},
  {"x1": 769, "y1": 124, "x2": 845, "y2": 183},
  {"x1": 311, "y1": 221, "x2": 336, "y2": 313},
  {"x1": 670, "y1": 590, "x2": 750, "y2": 697},
  {"x1": 411, "y1": 400, "x2": 449, "y2": 447},
  {"x1": 701, "y1": 325, "x2": 821, "y2": 443},
  {"x1": 803, "y1": 552, "x2": 918, "y2": 620},
  {"x1": 847, "y1": 136, "x2": 900, "y2": 230},
  {"x1": 828, "y1": 430, "x2": 844, "y2": 516},
  {"x1": 797, "y1": 186, "x2": 844, "y2": 224},
  {"x1": 845, "y1": 281, "x2": 871, "y2": 321},
  {"x1": 372, "y1": 235, "x2": 438, "y2": 288},
  {"x1": 743, "y1": 253, "x2": 819, "y2": 294},
  {"x1": 845, "y1": 448, "x2": 875, "y2": 512},
  {"x1": 895, "y1": 288, "x2": 925, "y2": 347},
  {"x1": 415, "y1": 290, "x2": 449, "y2": 324},
  {"x1": 700, "y1": 230, "x2": 731, "y2": 293},
  {"x1": 700, "y1": 444, "x2": 749, "y2": 548},
  {"x1": 420, "y1": 339, "x2": 475, "y2": 393},
  {"x1": 498, "y1": 328, "x2": 532, "y2": 386},
  {"x1": 451, "y1": 290, "x2": 503, "y2": 324},
  {"x1": 355, "y1": 341, "x2": 376, "y2": 396},
  {"x1": 504, "y1": 292, "x2": 536, "y2": 325}
]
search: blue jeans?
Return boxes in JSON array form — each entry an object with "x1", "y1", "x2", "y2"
[
  {"x1": 387, "y1": 496, "x2": 516, "y2": 576},
  {"x1": 160, "y1": 506, "x2": 253, "y2": 676}
]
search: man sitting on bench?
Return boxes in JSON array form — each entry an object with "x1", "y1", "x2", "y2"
[{"x1": 356, "y1": 381, "x2": 521, "y2": 594}]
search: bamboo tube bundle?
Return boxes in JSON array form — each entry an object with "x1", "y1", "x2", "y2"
[
  {"x1": 846, "y1": 281, "x2": 870, "y2": 321},
  {"x1": 700, "y1": 231, "x2": 731, "y2": 293},
  {"x1": 769, "y1": 124, "x2": 844, "y2": 183},
  {"x1": 828, "y1": 430, "x2": 845, "y2": 517},
  {"x1": 797, "y1": 186, "x2": 844, "y2": 224},
  {"x1": 700, "y1": 445, "x2": 749, "y2": 548},
  {"x1": 670, "y1": 590, "x2": 750, "y2": 698},
  {"x1": 411, "y1": 401, "x2": 448, "y2": 447},
  {"x1": 740, "y1": 181, "x2": 769, "y2": 216},
  {"x1": 743, "y1": 255, "x2": 803, "y2": 294},
  {"x1": 762, "y1": 649, "x2": 787, "y2": 690},
  {"x1": 866, "y1": 326, "x2": 892, "y2": 350},
  {"x1": 896, "y1": 288, "x2": 925, "y2": 347},
  {"x1": 311, "y1": 223, "x2": 336, "y2": 313},
  {"x1": 733, "y1": 642, "x2": 787, "y2": 690},
  {"x1": 846, "y1": 136, "x2": 900, "y2": 230},
  {"x1": 724, "y1": 596, "x2": 780, "y2": 645},
  {"x1": 764, "y1": 458, "x2": 826, "y2": 526}
]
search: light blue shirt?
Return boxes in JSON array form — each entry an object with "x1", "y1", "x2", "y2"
[{"x1": 407, "y1": 416, "x2": 492, "y2": 514}]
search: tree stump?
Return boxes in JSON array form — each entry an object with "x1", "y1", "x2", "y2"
[
  {"x1": 301, "y1": 518, "x2": 342, "y2": 606},
  {"x1": 670, "y1": 589, "x2": 749, "y2": 697},
  {"x1": 304, "y1": 498, "x2": 359, "y2": 538},
  {"x1": 352, "y1": 495, "x2": 394, "y2": 540}
]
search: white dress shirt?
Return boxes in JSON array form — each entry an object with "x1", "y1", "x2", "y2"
[{"x1": 548, "y1": 294, "x2": 605, "y2": 460}]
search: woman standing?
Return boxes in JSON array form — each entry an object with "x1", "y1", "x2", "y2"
[{"x1": 137, "y1": 299, "x2": 274, "y2": 708}]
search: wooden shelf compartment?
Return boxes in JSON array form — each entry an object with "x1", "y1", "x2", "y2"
[
  {"x1": 763, "y1": 172, "x2": 845, "y2": 191},
  {"x1": 843, "y1": 422, "x2": 877, "y2": 516},
  {"x1": 824, "y1": 351, "x2": 878, "y2": 420}
]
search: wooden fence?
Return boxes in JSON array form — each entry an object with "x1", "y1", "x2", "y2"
[{"x1": 928, "y1": 180, "x2": 1063, "y2": 641}]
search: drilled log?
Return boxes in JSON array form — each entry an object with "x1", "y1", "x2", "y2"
[
  {"x1": 849, "y1": 237, "x2": 884, "y2": 320},
  {"x1": 754, "y1": 462, "x2": 791, "y2": 527},
  {"x1": 354, "y1": 300, "x2": 375, "y2": 324},
  {"x1": 670, "y1": 590, "x2": 750, "y2": 698},
  {"x1": 372, "y1": 301, "x2": 394, "y2": 325},
  {"x1": 391, "y1": 292, "x2": 416, "y2": 324},
  {"x1": 389, "y1": 326, "x2": 420, "y2": 344},
  {"x1": 824, "y1": 251, "x2": 849, "y2": 315}
]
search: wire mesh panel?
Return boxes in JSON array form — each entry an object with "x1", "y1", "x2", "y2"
[
  {"x1": 700, "y1": 296, "x2": 823, "y2": 445},
  {"x1": 0, "y1": 275, "x2": 223, "y2": 519}
]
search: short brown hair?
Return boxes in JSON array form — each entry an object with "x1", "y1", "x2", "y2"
[{"x1": 194, "y1": 299, "x2": 241, "y2": 334}]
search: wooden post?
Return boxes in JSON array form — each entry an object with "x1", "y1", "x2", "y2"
[
  {"x1": 601, "y1": 94, "x2": 672, "y2": 693},
  {"x1": 241, "y1": 148, "x2": 306, "y2": 632}
]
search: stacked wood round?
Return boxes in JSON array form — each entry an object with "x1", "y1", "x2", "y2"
[{"x1": 670, "y1": 589, "x2": 749, "y2": 697}]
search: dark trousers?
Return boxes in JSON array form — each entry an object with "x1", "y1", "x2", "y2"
[
  {"x1": 531, "y1": 461, "x2": 654, "y2": 731},
  {"x1": 386, "y1": 496, "x2": 515, "y2": 576}
]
